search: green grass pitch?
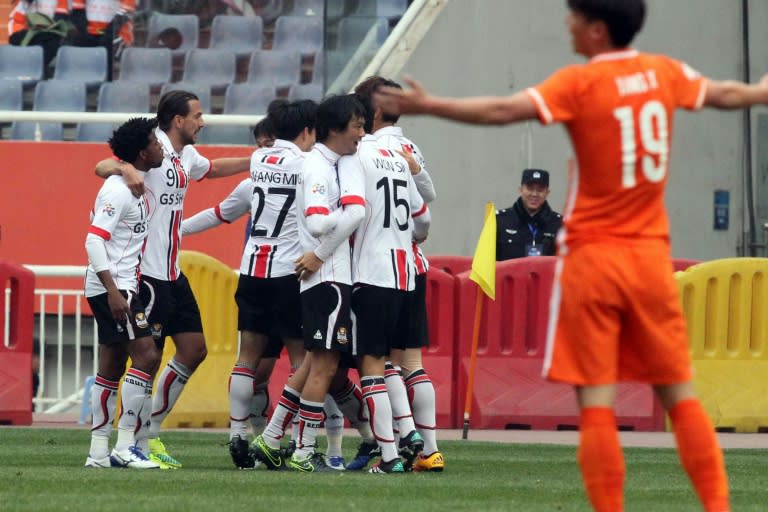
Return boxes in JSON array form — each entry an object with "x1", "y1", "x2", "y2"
[{"x1": 0, "y1": 429, "x2": 765, "y2": 511}]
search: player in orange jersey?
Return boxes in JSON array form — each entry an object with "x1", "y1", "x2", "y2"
[{"x1": 381, "y1": 1, "x2": 768, "y2": 510}]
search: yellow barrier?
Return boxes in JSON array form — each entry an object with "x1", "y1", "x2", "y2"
[
  {"x1": 158, "y1": 251, "x2": 240, "y2": 428},
  {"x1": 676, "y1": 258, "x2": 768, "y2": 432}
]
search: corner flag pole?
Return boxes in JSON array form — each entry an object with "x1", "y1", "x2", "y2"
[{"x1": 463, "y1": 202, "x2": 496, "y2": 440}]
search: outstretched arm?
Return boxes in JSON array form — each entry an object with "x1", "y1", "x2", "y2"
[
  {"x1": 704, "y1": 74, "x2": 768, "y2": 109},
  {"x1": 207, "y1": 157, "x2": 251, "y2": 179},
  {"x1": 380, "y1": 77, "x2": 539, "y2": 125}
]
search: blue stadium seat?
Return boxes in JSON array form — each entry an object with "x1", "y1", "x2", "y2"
[
  {"x1": 199, "y1": 83, "x2": 276, "y2": 145},
  {"x1": 0, "y1": 45, "x2": 44, "y2": 86},
  {"x1": 352, "y1": 0, "x2": 407, "y2": 20},
  {"x1": 118, "y1": 48, "x2": 173, "y2": 86},
  {"x1": 209, "y1": 15, "x2": 263, "y2": 58},
  {"x1": 272, "y1": 16, "x2": 324, "y2": 56},
  {"x1": 182, "y1": 49, "x2": 237, "y2": 90},
  {"x1": 76, "y1": 82, "x2": 151, "y2": 142},
  {"x1": 247, "y1": 50, "x2": 303, "y2": 89},
  {"x1": 288, "y1": 83, "x2": 323, "y2": 102},
  {"x1": 146, "y1": 13, "x2": 200, "y2": 57},
  {"x1": 254, "y1": 0, "x2": 285, "y2": 24},
  {"x1": 53, "y1": 46, "x2": 108, "y2": 88},
  {"x1": 337, "y1": 16, "x2": 389, "y2": 50},
  {"x1": 11, "y1": 80, "x2": 86, "y2": 141},
  {"x1": 0, "y1": 80, "x2": 23, "y2": 111},
  {"x1": 288, "y1": 0, "x2": 324, "y2": 16},
  {"x1": 159, "y1": 82, "x2": 212, "y2": 113}
]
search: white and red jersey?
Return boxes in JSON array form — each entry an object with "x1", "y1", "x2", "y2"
[
  {"x1": 373, "y1": 125, "x2": 434, "y2": 276},
  {"x1": 347, "y1": 135, "x2": 429, "y2": 291},
  {"x1": 297, "y1": 143, "x2": 364, "y2": 291},
  {"x1": 241, "y1": 139, "x2": 304, "y2": 278},
  {"x1": 180, "y1": 178, "x2": 251, "y2": 236},
  {"x1": 85, "y1": 175, "x2": 149, "y2": 297},
  {"x1": 141, "y1": 128, "x2": 211, "y2": 281},
  {"x1": 8, "y1": 0, "x2": 68, "y2": 36}
]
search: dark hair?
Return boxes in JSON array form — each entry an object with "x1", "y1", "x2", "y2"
[
  {"x1": 316, "y1": 94, "x2": 366, "y2": 142},
  {"x1": 252, "y1": 117, "x2": 274, "y2": 140},
  {"x1": 157, "y1": 90, "x2": 199, "y2": 131},
  {"x1": 567, "y1": 0, "x2": 645, "y2": 48},
  {"x1": 109, "y1": 117, "x2": 158, "y2": 163},
  {"x1": 354, "y1": 75, "x2": 402, "y2": 124},
  {"x1": 267, "y1": 100, "x2": 318, "y2": 141}
]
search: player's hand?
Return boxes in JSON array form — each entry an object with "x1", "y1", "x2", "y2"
[
  {"x1": 414, "y1": 235, "x2": 428, "y2": 244},
  {"x1": 122, "y1": 164, "x2": 145, "y2": 197},
  {"x1": 295, "y1": 251, "x2": 323, "y2": 280},
  {"x1": 107, "y1": 289, "x2": 130, "y2": 324},
  {"x1": 395, "y1": 149, "x2": 420, "y2": 175},
  {"x1": 378, "y1": 76, "x2": 429, "y2": 116}
]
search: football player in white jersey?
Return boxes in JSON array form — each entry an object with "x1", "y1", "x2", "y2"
[
  {"x1": 93, "y1": 90, "x2": 251, "y2": 468},
  {"x1": 354, "y1": 76, "x2": 444, "y2": 472},
  {"x1": 251, "y1": 94, "x2": 374, "y2": 472},
  {"x1": 84, "y1": 117, "x2": 164, "y2": 469},
  {"x1": 339, "y1": 95, "x2": 431, "y2": 473}
]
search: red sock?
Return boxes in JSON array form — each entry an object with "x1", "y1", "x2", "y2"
[
  {"x1": 669, "y1": 399, "x2": 730, "y2": 512},
  {"x1": 578, "y1": 407, "x2": 625, "y2": 512}
]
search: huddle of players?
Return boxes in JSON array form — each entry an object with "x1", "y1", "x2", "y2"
[
  {"x1": 83, "y1": 77, "x2": 443, "y2": 473},
  {"x1": 224, "y1": 78, "x2": 443, "y2": 473}
]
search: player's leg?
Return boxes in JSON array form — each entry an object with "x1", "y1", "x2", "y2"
[
  {"x1": 250, "y1": 356, "x2": 276, "y2": 435},
  {"x1": 282, "y1": 336, "x2": 307, "y2": 451},
  {"x1": 85, "y1": 343, "x2": 125, "y2": 468},
  {"x1": 330, "y1": 364, "x2": 378, "y2": 471},
  {"x1": 323, "y1": 393, "x2": 345, "y2": 469}
]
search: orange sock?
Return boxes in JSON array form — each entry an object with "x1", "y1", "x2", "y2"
[
  {"x1": 578, "y1": 407, "x2": 625, "y2": 512},
  {"x1": 669, "y1": 399, "x2": 730, "y2": 512}
]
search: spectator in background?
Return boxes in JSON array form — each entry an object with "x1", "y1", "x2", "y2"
[
  {"x1": 8, "y1": 0, "x2": 71, "y2": 69},
  {"x1": 496, "y1": 168, "x2": 562, "y2": 260},
  {"x1": 70, "y1": 0, "x2": 136, "y2": 80}
]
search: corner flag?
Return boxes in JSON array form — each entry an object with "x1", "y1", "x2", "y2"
[{"x1": 469, "y1": 202, "x2": 496, "y2": 300}]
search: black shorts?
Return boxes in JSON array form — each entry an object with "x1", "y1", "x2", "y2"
[
  {"x1": 88, "y1": 290, "x2": 152, "y2": 345},
  {"x1": 263, "y1": 332, "x2": 284, "y2": 359},
  {"x1": 351, "y1": 284, "x2": 408, "y2": 357},
  {"x1": 392, "y1": 273, "x2": 430, "y2": 350},
  {"x1": 139, "y1": 273, "x2": 203, "y2": 341},
  {"x1": 235, "y1": 274, "x2": 302, "y2": 339},
  {"x1": 301, "y1": 282, "x2": 352, "y2": 353}
]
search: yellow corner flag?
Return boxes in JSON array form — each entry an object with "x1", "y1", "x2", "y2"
[{"x1": 469, "y1": 202, "x2": 496, "y2": 300}]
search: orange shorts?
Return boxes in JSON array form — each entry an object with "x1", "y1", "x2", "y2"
[{"x1": 542, "y1": 239, "x2": 692, "y2": 385}]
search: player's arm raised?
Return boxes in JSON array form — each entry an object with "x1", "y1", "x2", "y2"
[
  {"x1": 704, "y1": 74, "x2": 768, "y2": 109},
  {"x1": 94, "y1": 158, "x2": 144, "y2": 197},
  {"x1": 207, "y1": 157, "x2": 251, "y2": 179}
]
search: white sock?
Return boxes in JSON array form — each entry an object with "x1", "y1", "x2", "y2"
[
  {"x1": 250, "y1": 381, "x2": 269, "y2": 435},
  {"x1": 361, "y1": 376, "x2": 397, "y2": 462},
  {"x1": 332, "y1": 378, "x2": 374, "y2": 442},
  {"x1": 406, "y1": 368, "x2": 439, "y2": 454},
  {"x1": 88, "y1": 375, "x2": 118, "y2": 459},
  {"x1": 294, "y1": 398, "x2": 324, "y2": 460},
  {"x1": 229, "y1": 363, "x2": 255, "y2": 440},
  {"x1": 134, "y1": 382, "x2": 153, "y2": 452},
  {"x1": 324, "y1": 394, "x2": 344, "y2": 457},
  {"x1": 262, "y1": 385, "x2": 300, "y2": 450},
  {"x1": 385, "y1": 362, "x2": 416, "y2": 438},
  {"x1": 150, "y1": 358, "x2": 191, "y2": 438},
  {"x1": 116, "y1": 367, "x2": 151, "y2": 451}
]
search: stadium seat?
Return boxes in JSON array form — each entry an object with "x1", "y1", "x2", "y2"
[
  {"x1": 182, "y1": 49, "x2": 237, "y2": 90},
  {"x1": 288, "y1": 0, "x2": 324, "y2": 16},
  {"x1": 246, "y1": 50, "x2": 303, "y2": 89},
  {"x1": 199, "y1": 83, "x2": 276, "y2": 145},
  {"x1": 272, "y1": 16, "x2": 324, "y2": 55},
  {"x1": 254, "y1": 0, "x2": 284, "y2": 24},
  {"x1": 352, "y1": 0, "x2": 408, "y2": 21},
  {"x1": 146, "y1": 13, "x2": 200, "y2": 57},
  {"x1": 159, "y1": 82, "x2": 212, "y2": 113},
  {"x1": 11, "y1": 80, "x2": 86, "y2": 141},
  {"x1": 336, "y1": 16, "x2": 389, "y2": 50},
  {"x1": 76, "y1": 82, "x2": 151, "y2": 142},
  {"x1": 0, "y1": 80, "x2": 23, "y2": 111},
  {"x1": 118, "y1": 48, "x2": 173, "y2": 86},
  {"x1": 0, "y1": 45, "x2": 44, "y2": 86},
  {"x1": 288, "y1": 83, "x2": 323, "y2": 102},
  {"x1": 52, "y1": 46, "x2": 108, "y2": 88},
  {"x1": 209, "y1": 15, "x2": 263, "y2": 58}
]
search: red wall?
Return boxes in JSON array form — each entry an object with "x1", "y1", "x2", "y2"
[{"x1": 0, "y1": 141, "x2": 253, "y2": 289}]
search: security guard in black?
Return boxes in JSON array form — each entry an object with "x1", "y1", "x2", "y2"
[{"x1": 496, "y1": 169, "x2": 562, "y2": 261}]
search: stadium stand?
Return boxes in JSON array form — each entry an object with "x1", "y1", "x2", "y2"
[
  {"x1": 336, "y1": 16, "x2": 389, "y2": 49},
  {"x1": 159, "y1": 82, "x2": 212, "y2": 112},
  {"x1": 146, "y1": 13, "x2": 200, "y2": 57},
  {"x1": 0, "y1": 45, "x2": 44, "y2": 86},
  {"x1": 198, "y1": 83, "x2": 276, "y2": 145},
  {"x1": 76, "y1": 82, "x2": 151, "y2": 142},
  {"x1": 10, "y1": 80, "x2": 86, "y2": 141},
  {"x1": 208, "y1": 15, "x2": 263, "y2": 58},
  {"x1": 287, "y1": 82, "x2": 323, "y2": 102},
  {"x1": 118, "y1": 47, "x2": 173, "y2": 86},
  {"x1": 53, "y1": 46, "x2": 108, "y2": 90},
  {"x1": 246, "y1": 49, "x2": 303, "y2": 89},
  {"x1": 182, "y1": 49, "x2": 237, "y2": 91},
  {"x1": 272, "y1": 15, "x2": 324, "y2": 56}
]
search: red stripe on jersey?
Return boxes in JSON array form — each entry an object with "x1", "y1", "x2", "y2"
[
  {"x1": 401, "y1": 143, "x2": 414, "y2": 154},
  {"x1": 252, "y1": 245, "x2": 273, "y2": 278},
  {"x1": 214, "y1": 205, "x2": 231, "y2": 223},
  {"x1": 264, "y1": 155, "x2": 283, "y2": 165},
  {"x1": 378, "y1": 148, "x2": 394, "y2": 157},
  {"x1": 305, "y1": 206, "x2": 330, "y2": 216},
  {"x1": 412, "y1": 203, "x2": 428, "y2": 218},
  {"x1": 395, "y1": 249, "x2": 408, "y2": 290},
  {"x1": 412, "y1": 242, "x2": 427, "y2": 274},
  {"x1": 168, "y1": 211, "x2": 182, "y2": 280},
  {"x1": 88, "y1": 226, "x2": 111, "y2": 240},
  {"x1": 340, "y1": 195, "x2": 365, "y2": 206}
]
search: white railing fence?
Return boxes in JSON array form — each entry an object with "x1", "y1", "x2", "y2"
[{"x1": 3, "y1": 265, "x2": 95, "y2": 414}]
